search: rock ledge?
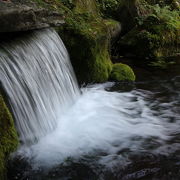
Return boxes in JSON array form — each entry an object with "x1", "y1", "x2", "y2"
[{"x1": 0, "y1": 1, "x2": 64, "y2": 32}]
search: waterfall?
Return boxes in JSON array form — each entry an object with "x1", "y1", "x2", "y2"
[{"x1": 0, "y1": 28, "x2": 80, "y2": 144}]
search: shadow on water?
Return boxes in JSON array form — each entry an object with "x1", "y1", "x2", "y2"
[{"x1": 8, "y1": 76, "x2": 180, "y2": 180}]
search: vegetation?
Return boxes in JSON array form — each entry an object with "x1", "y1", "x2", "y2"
[
  {"x1": 117, "y1": 1, "x2": 180, "y2": 68},
  {"x1": 0, "y1": 95, "x2": 18, "y2": 179},
  {"x1": 58, "y1": 10, "x2": 114, "y2": 83},
  {"x1": 31, "y1": 0, "x2": 180, "y2": 73},
  {"x1": 56, "y1": 0, "x2": 113, "y2": 83}
]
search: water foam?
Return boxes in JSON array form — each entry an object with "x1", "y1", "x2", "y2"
[{"x1": 17, "y1": 82, "x2": 179, "y2": 168}]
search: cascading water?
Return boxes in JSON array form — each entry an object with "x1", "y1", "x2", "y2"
[{"x1": 0, "y1": 28, "x2": 80, "y2": 144}]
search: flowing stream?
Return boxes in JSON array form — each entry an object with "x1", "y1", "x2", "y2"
[
  {"x1": 9, "y1": 78, "x2": 180, "y2": 180},
  {"x1": 0, "y1": 28, "x2": 179, "y2": 179}
]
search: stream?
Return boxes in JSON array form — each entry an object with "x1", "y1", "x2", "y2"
[{"x1": 8, "y1": 76, "x2": 180, "y2": 180}]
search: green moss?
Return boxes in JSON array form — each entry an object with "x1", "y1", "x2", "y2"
[
  {"x1": 110, "y1": 63, "x2": 136, "y2": 81},
  {"x1": 145, "y1": 0, "x2": 180, "y2": 9},
  {"x1": 57, "y1": 0, "x2": 115, "y2": 83},
  {"x1": 96, "y1": 0, "x2": 124, "y2": 18},
  {"x1": 75, "y1": 0, "x2": 99, "y2": 15},
  {"x1": 0, "y1": 94, "x2": 18, "y2": 179},
  {"x1": 31, "y1": 0, "x2": 121, "y2": 83},
  {"x1": 61, "y1": 0, "x2": 75, "y2": 9},
  {"x1": 32, "y1": 0, "x2": 71, "y2": 15},
  {"x1": 118, "y1": 4, "x2": 180, "y2": 67},
  {"x1": 58, "y1": 20, "x2": 112, "y2": 83},
  {"x1": 96, "y1": 0, "x2": 150, "y2": 32}
]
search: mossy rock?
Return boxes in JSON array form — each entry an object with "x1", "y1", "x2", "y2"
[
  {"x1": 118, "y1": 5, "x2": 180, "y2": 68},
  {"x1": 110, "y1": 63, "x2": 136, "y2": 81},
  {"x1": 0, "y1": 94, "x2": 18, "y2": 179},
  {"x1": 74, "y1": 0, "x2": 99, "y2": 15},
  {"x1": 96, "y1": 0, "x2": 150, "y2": 33},
  {"x1": 33, "y1": 0, "x2": 119, "y2": 83},
  {"x1": 57, "y1": 0, "x2": 115, "y2": 84},
  {"x1": 59, "y1": 23, "x2": 112, "y2": 83}
]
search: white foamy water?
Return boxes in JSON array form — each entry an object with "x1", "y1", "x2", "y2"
[{"x1": 17, "y1": 82, "x2": 179, "y2": 168}]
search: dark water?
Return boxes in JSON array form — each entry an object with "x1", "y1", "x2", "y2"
[{"x1": 8, "y1": 76, "x2": 180, "y2": 180}]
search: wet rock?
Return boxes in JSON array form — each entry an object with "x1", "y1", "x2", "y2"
[{"x1": 0, "y1": 0, "x2": 64, "y2": 32}]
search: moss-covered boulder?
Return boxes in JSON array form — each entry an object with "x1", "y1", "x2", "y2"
[
  {"x1": 59, "y1": 15, "x2": 113, "y2": 83},
  {"x1": 57, "y1": 0, "x2": 122, "y2": 83},
  {"x1": 118, "y1": 4, "x2": 180, "y2": 68},
  {"x1": 110, "y1": 63, "x2": 136, "y2": 81},
  {"x1": 0, "y1": 94, "x2": 18, "y2": 179}
]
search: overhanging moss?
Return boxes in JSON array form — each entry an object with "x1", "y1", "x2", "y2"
[{"x1": 0, "y1": 94, "x2": 18, "y2": 179}]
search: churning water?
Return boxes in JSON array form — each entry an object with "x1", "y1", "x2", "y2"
[
  {"x1": 10, "y1": 79, "x2": 180, "y2": 179},
  {"x1": 0, "y1": 28, "x2": 179, "y2": 179},
  {"x1": 0, "y1": 29, "x2": 80, "y2": 144}
]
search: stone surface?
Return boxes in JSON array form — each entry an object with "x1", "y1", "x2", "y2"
[{"x1": 0, "y1": 0, "x2": 64, "y2": 32}]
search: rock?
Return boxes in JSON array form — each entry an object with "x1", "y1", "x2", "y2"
[
  {"x1": 110, "y1": 63, "x2": 136, "y2": 81},
  {"x1": 104, "y1": 19, "x2": 121, "y2": 39},
  {"x1": 58, "y1": 17, "x2": 113, "y2": 84},
  {"x1": 118, "y1": 4, "x2": 180, "y2": 67},
  {"x1": 0, "y1": 0, "x2": 64, "y2": 32},
  {"x1": 57, "y1": 0, "x2": 116, "y2": 84}
]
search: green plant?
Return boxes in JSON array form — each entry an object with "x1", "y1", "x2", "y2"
[
  {"x1": 61, "y1": 0, "x2": 75, "y2": 9},
  {"x1": 0, "y1": 95, "x2": 18, "y2": 178},
  {"x1": 96, "y1": 0, "x2": 122, "y2": 18}
]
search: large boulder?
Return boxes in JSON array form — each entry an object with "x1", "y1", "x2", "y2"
[{"x1": 58, "y1": 0, "x2": 122, "y2": 83}]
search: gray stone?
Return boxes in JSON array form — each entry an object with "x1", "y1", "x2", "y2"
[{"x1": 0, "y1": 1, "x2": 64, "y2": 32}]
